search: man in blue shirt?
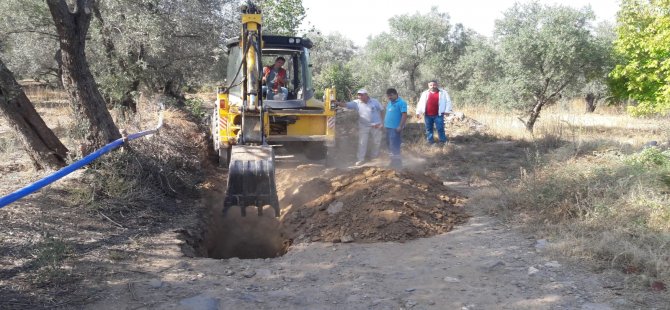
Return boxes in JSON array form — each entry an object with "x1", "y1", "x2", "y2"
[
  {"x1": 336, "y1": 89, "x2": 384, "y2": 166},
  {"x1": 384, "y1": 88, "x2": 407, "y2": 168}
]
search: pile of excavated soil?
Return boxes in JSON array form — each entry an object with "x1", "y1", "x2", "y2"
[{"x1": 279, "y1": 166, "x2": 469, "y2": 243}]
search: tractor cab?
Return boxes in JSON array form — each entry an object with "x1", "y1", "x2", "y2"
[{"x1": 226, "y1": 35, "x2": 317, "y2": 110}]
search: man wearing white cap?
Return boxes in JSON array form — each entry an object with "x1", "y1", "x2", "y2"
[{"x1": 336, "y1": 89, "x2": 384, "y2": 166}]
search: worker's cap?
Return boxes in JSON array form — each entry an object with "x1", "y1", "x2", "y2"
[{"x1": 356, "y1": 89, "x2": 368, "y2": 94}]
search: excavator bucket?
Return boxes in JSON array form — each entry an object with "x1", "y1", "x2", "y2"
[{"x1": 223, "y1": 145, "x2": 280, "y2": 217}]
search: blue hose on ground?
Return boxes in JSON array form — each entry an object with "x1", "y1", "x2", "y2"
[{"x1": 0, "y1": 113, "x2": 163, "y2": 209}]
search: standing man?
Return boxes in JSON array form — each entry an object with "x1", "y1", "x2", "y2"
[
  {"x1": 337, "y1": 89, "x2": 384, "y2": 166},
  {"x1": 416, "y1": 80, "x2": 452, "y2": 145},
  {"x1": 262, "y1": 56, "x2": 288, "y2": 100},
  {"x1": 384, "y1": 88, "x2": 407, "y2": 168}
]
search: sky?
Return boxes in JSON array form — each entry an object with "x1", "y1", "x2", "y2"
[{"x1": 302, "y1": 0, "x2": 621, "y2": 46}]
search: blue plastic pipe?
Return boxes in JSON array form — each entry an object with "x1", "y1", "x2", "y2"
[{"x1": 0, "y1": 115, "x2": 162, "y2": 209}]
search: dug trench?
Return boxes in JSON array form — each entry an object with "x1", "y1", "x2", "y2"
[
  {"x1": 183, "y1": 108, "x2": 470, "y2": 260},
  {"x1": 183, "y1": 160, "x2": 470, "y2": 260}
]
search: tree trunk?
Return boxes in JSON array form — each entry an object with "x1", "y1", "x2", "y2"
[
  {"x1": 523, "y1": 100, "x2": 545, "y2": 133},
  {"x1": 47, "y1": 0, "x2": 121, "y2": 153},
  {"x1": 585, "y1": 93, "x2": 596, "y2": 113},
  {"x1": 0, "y1": 58, "x2": 68, "y2": 170},
  {"x1": 408, "y1": 65, "x2": 418, "y2": 99}
]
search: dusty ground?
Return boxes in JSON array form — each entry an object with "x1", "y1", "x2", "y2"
[{"x1": 1, "y1": 106, "x2": 668, "y2": 309}]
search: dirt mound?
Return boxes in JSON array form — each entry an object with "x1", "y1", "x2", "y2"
[{"x1": 280, "y1": 167, "x2": 469, "y2": 243}]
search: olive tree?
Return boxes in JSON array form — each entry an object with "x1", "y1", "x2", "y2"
[
  {"x1": 450, "y1": 33, "x2": 503, "y2": 106},
  {"x1": 89, "y1": 0, "x2": 236, "y2": 109},
  {"x1": 47, "y1": 0, "x2": 121, "y2": 149},
  {"x1": 361, "y1": 8, "x2": 465, "y2": 101},
  {"x1": 309, "y1": 33, "x2": 360, "y2": 100},
  {"x1": 580, "y1": 21, "x2": 617, "y2": 113},
  {"x1": 493, "y1": 3, "x2": 598, "y2": 132}
]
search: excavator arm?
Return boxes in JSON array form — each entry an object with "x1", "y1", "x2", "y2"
[{"x1": 222, "y1": 1, "x2": 280, "y2": 217}]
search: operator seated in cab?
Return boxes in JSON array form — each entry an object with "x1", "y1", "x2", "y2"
[{"x1": 262, "y1": 56, "x2": 289, "y2": 100}]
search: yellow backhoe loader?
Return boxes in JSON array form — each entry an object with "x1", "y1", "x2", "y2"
[{"x1": 211, "y1": 2, "x2": 337, "y2": 217}]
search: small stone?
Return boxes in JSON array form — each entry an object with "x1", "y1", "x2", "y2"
[
  {"x1": 255, "y1": 269, "x2": 272, "y2": 278},
  {"x1": 405, "y1": 288, "x2": 416, "y2": 292},
  {"x1": 528, "y1": 266, "x2": 540, "y2": 275},
  {"x1": 485, "y1": 260, "x2": 505, "y2": 271},
  {"x1": 225, "y1": 269, "x2": 235, "y2": 276},
  {"x1": 243, "y1": 270, "x2": 256, "y2": 278},
  {"x1": 444, "y1": 276, "x2": 460, "y2": 283},
  {"x1": 341, "y1": 235, "x2": 354, "y2": 243},
  {"x1": 535, "y1": 239, "x2": 548, "y2": 249},
  {"x1": 148, "y1": 279, "x2": 163, "y2": 288},
  {"x1": 327, "y1": 201, "x2": 344, "y2": 215},
  {"x1": 643, "y1": 141, "x2": 658, "y2": 148},
  {"x1": 544, "y1": 261, "x2": 561, "y2": 268},
  {"x1": 179, "y1": 294, "x2": 220, "y2": 310}
]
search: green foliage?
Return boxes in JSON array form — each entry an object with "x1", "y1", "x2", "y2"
[
  {"x1": 0, "y1": 0, "x2": 235, "y2": 99},
  {"x1": 361, "y1": 7, "x2": 466, "y2": 100},
  {"x1": 314, "y1": 64, "x2": 361, "y2": 101},
  {"x1": 451, "y1": 34, "x2": 503, "y2": 105},
  {"x1": 0, "y1": 0, "x2": 59, "y2": 83},
  {"x1": 309, "y1": 32, "x2": 357, "y2": 76},
  {"x1": 308, "y1": 32, "x2": 358, "y2": 99},
  {"x1": 185, "y1": 97, "x2": 207, "y2": 120},
  {"x1": 626, "y1": 147, "x2": 670, "y2": 169},
  {"x1": 90, "y1": 0, "x2": 234, "y2": 94},
  {"x1": 493, "y1": 3, "x2": 597, "y2": 110},
  {"x1": 260, "y1": 0, "x2": 306, "y2": 36},
  {"x1": 568, "y1": 21, "x2": 618, "y2": 109},
  {"x1": 611, "y1": 0, "x2": 670, "y2": 116}
]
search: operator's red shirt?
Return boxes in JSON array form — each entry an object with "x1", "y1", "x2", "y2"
[{"x1": 425, "y1": 91, "x2": 440, "y2": 116}]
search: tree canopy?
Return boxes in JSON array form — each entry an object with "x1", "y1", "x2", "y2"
[
  {"x1": 261, "y1": 0, "x2": 306, "y2": 36},
  {"x1": 611, "y1": 0, "x2": 670, "y2": 116},
  {"x1": 493, "y1": 3, "x2": 598, "y2": 131},
  {"x1": 359, "y1": 8, "x2": 467, "y2": 100}
]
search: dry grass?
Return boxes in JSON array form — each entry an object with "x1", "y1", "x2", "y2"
[
  {"x1": 458, "y1": 100, "x2": 666, "y2": 148},
  {"x1": 0, "y1": 89, "x2": 211, "y2": 304},
  {"x1": 463, "y1": 101, "x2": 670, "y2": 287}
]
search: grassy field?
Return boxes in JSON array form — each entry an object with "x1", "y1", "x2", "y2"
[{"x1": 456, "y1": 100, "x2": 670, "y2": 288}]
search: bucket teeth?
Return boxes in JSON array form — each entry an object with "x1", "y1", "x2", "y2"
[{"x1": 223, "y1": 145, "x2": 280, "y2": 217}]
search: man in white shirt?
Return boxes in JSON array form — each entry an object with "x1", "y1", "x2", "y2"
[{"x1": 337, "y1": 89, "x2": 384, "y2": 165}]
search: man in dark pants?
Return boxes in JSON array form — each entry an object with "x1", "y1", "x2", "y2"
[
  {"x1": 415, "y1": 80, "x2": 452, "y2": 145},
  {"x1": 384, "y1": 88, "x2": 407, "y2": 168}
]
